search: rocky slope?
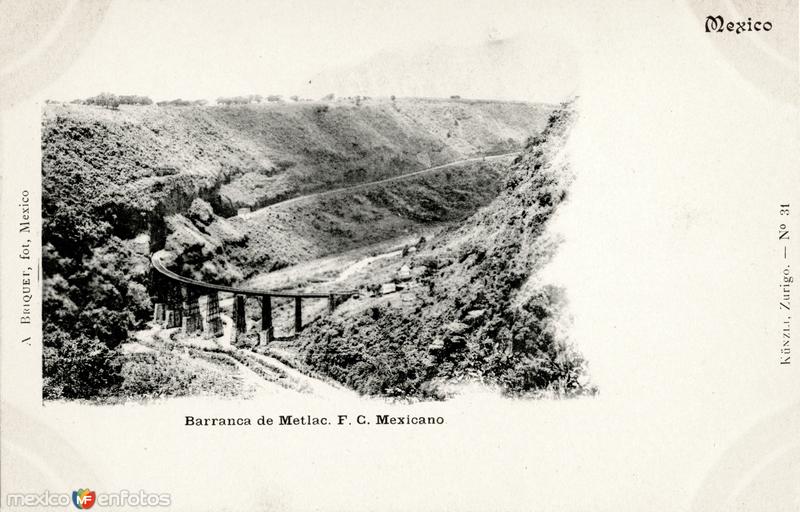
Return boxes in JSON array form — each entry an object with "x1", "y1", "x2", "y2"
[{"x1": 296, "y1": 103, "x2": 592, "y2": 399}]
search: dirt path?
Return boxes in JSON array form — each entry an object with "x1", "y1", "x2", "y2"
[
  {"x1": 247, "y1": 351, "x2": 356, "y2": 400},
  {"x1": 131, "y1": 324, "x2": 313, "y2": 398},
  {"x1": 334, "y1": 249, "x2": 403, "y2": 283}
]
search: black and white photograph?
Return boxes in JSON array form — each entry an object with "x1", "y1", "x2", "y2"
[{"x1": 41, "y1": 91, "x2": 591, "y2": 402}]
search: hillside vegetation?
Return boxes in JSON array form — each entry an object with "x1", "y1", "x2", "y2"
[
  {"x1": 296, "y1": 103, "x2": 592, "y2": 399},
  {"x1": 165, "y1": 158, "x2": 509, "y2": 283},
  {"x1": 43, "y1": 98, "x2": 550, "y2": 226},
  {"x1": 41, "y1": 97, "x2": 551, "y2": 399}
]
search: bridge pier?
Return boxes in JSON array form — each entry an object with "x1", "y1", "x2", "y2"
[
  {"x1": 164, "y1": 283, "x2": 183, "y2": 329},
  {"x1": 328, "y1": 293, "x2": 336, "y2": 313},
  {"x1": 259, "y1": 295, "x2": 273, "y2": 345},
  {"x1": 294, "y1": 297, "x2": 303, "y2": 333},
  {"x1": 231, "y1": 294, "x2": 249, "y2": 347},
  {"x1": 164, "y1": 310, "x2": 181, "y2": 329},
  {"x1": 182, "y1": 290, "x2": 203, "y2": 335},
  {"x1": 150, "y1": 268, "x2": 168, "y2": 325},
  {"x1": 153, "y1": 302, "x2": 166, "y2": 324},
  {"x1": 204, "y1": 291, "x2": 224, "y2": 338}
]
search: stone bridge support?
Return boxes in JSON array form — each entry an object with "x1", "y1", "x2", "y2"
[
  {"x1": 294, "y1": 297, "x2": 303, "y2": 334},
  {"x1": 153, "y1": 303, "x2": 166, "y2": 324},
  {"x1": 260, "y1": 295, "x2": 273, "y2": 345},
  {"x1": 164, "y1": 282, "x2": 183, "y2": 329},
  {"x1": 231, "y1": 294, "x2": 249, "y2": 347},
  {"x1": 204, "y1": 291, "x2": 224, "y2": 338},
  {"x1": 182, "y1": 288, "x2": 203, "y2": 335},
  {"x1": 151, "y1": 269, "x2": 168, "y2": 325}
]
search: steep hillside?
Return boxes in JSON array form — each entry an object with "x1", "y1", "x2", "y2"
[
  {"x1": 42, "y1": 98, "x2": 551, "y2": 236},
  {"x1": 295, "y1": 103, "x2": 592, "y2": 399},
  {"x1": 41, "y1": 97, "x2": 551, "y2": 399},
  {"x1": 163, "y1": 158, "x2": 509, "y2": 283}
]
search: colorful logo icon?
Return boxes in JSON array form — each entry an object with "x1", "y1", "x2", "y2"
[{"x1": 72, "y1": 489, "x2": 96, "y2": 509}]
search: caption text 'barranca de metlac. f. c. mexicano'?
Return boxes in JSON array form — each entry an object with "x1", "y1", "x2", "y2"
[{"x1": 184, "y1": 415, "x2": 446, "y2": 426}]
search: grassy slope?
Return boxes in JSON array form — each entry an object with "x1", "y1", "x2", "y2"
[{"x1": 296, "y1": 104, "x2": 593, "y2": 399}]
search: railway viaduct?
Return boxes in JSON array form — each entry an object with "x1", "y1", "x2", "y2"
[{"x1": 150, "y1": 250, "x2": 354, "y2": 346}]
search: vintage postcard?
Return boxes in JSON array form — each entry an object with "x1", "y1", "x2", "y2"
[{"x1": 0, "y1": 0, "x2": 798, "y2": 510}]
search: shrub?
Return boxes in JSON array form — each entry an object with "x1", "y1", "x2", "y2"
[
  {"x1": 85, "y1": 92, "x2": 120, "y2": 109},
  {"x1": 216, "y1": 95, "x2": 257, "y2": 106},
  {"x1": 118, "y1": 95, "x2": 153, "y2": 106},
  {"x1": 119, "y1": 351, "x2": 243, "y2": 399},
  {"x1": 43, "y1": 329, "x2": 123, "y2": 399},
  {"x1": 156, "y1": 98, "x2": 195, "y2": 107},
  {"x1": 187, "y1": 198, "x2": 214, "y2": 225}
]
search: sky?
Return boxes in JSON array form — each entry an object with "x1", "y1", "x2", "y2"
[{"x1": 41, "y1": 0, "x2": 582, "y2": 103}]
